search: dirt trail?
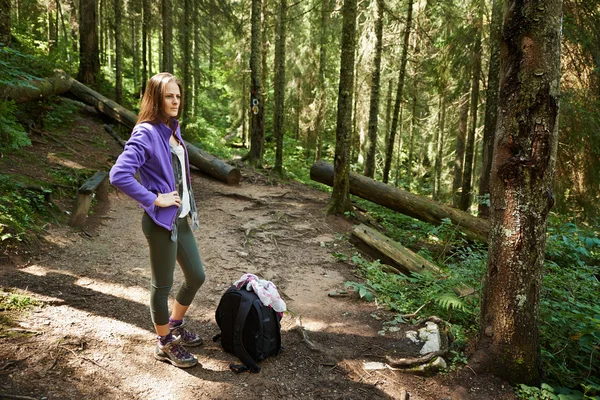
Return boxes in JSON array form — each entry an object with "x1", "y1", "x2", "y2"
[{"x1": 0, "y1": 112, "x2": 515, "y2": 399}]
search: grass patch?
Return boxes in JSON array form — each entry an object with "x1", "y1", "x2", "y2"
[{"x1": 0, "y1": 290, "x2": 42, "y2": 338}]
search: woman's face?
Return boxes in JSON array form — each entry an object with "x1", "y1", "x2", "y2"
[{"x1": 162, "y1": 81, "x2": 181, "y2": 119}]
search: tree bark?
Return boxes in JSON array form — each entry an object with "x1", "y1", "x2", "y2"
[
  {"x1": 78, "y1": 0, "x2": 100, "y2": 84},
  {"x1": 459, "y1": 2, "x2": 484, "y2": 211},
  {"x1": 384, "y1": 79, "x2": 393, "y2": 154},
  {"x1": 114, "y1": 0, "x2": 123, "y2": 104},
  {"x1": 248, "y1": 0, "x2": 265, "y2": 167},
  {"x1": 314, "y1": 0, "x2": 330, "y2": 162},
  {"x1": 383, "y1": 0, "x2": 413, "y2": 184},
  {"x1": 452, "y1": 84, "x2": 470, "y2": 207},
  {"x1": 0, "y1": 0, "x2": 10, "y2": 46},
  {"x1": 311, "y1": 160, "x2": 490, "y2": 243},
  {"x1": 181, "y1": 0, "x2": 192, "y2": 125},
  {"x1": 433, "y1": 94, "x2": 446, "y2": 201},
  {"x1": 471, "y1": 0, "x2": 563, "y2": 386},
  {"x1": 141, "y1": 0, "x2": 149, "y2": 94},
  {"x1": 273, "y1": 0, "x2": 287, "y2": 174},
  {"x1": 327, "y1": 0, "x2": 358, "y2": 215},
  {"x1": 407, "y1": 75, "x2": 418, "y2": 190},
  {"x1": 364, "y1": 0, "x2": 384, "y2": 179},
  {"x1": 478, "y1": 0, "x2": 503, "y2": 218},
  {"x1": 161, "y1": 0, "x2": 173, "y2": 73}
]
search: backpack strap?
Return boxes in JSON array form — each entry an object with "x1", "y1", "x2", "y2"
[{"x1": 231, "y1": 291, "x2": 261, "y2": 373}]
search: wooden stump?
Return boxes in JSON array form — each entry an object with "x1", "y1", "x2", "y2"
[{"x1": 69, "y1": 171, "x2": 109, "y2": 226}]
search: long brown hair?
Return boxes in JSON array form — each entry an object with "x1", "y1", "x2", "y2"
[{"x1": 136, "y1": 72, "x2": 183, "y2": 126}]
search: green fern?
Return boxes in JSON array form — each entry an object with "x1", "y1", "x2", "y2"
[{"x1": 436, "y1": 293, "x2": 466, "y2": 312}]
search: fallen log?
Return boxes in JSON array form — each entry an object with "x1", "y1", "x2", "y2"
[
  {"x1": 350, "y1": 224, "x2": 442, "y2": 276},
  {"x1": 1, "y1": 70, "x2": 72, "y2": 103},
  {"x1": 351, "y1": 224, "x2": 475, "y2": 297},
  {"x1": 68, "y1": 76, "x2": 240, "y2": 185},
  {"x1": 310, "y1": 160, "x2": 489, "y2": 243}
]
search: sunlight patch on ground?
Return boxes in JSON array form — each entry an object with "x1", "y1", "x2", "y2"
[
  {"x1": 19, "y1": 264, "x2": 148, "y2": 305},
  {"x1": 74, "y1": 278, "x2": 148, "y2": 305},
  {"x1": 20, "y1": 263, "x2": 52, "y2": 276},
  {"x1": 47, "y1": 152, "x2": 87, "y2": 169}
]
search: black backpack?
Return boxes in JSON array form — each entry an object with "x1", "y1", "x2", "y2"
[{"x1": 214, "y1": 284, "x2": 282, "y2": 373}]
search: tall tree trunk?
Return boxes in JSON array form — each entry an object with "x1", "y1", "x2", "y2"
[
  {"x1": 350, "y1": 46, "x2": 361, "y2": 165},
  {"x1": 130, "y1": 0, "x2": 139, "y2": 95},
  {"x1": 364, "y1": 0, "x2": 384, "y2": 178},
  {"x1": 314, "y1": 0, "x2": 330, "y2": 162},
  {"x1": 69, "y1": 0, "x2": 78, "y2": 54},
  {"x1": 208, "y1": 26, "x2": 214, "y2": 83},
  {"x1": 261, "y1": 0, "x2": 269, "y2": 107},
  {"x1": 48, "y1": 3, "x2": 56, "y2": 52},
  {"x1": 327, "y1": 0, "x2": 357, "y2": 215},
  {"x1": 393, "y1": 105, "x2": 404, "y2": 187},
  {"x1": 273, "y1": 0, "x2": 287, "y2": 174},
  {"x1": 459, "y1": 0, "x2": 484, "y2": 212},
  {"x1": 383, "y1": 0, "x2": 413, "y2": 184},
  {"x1": 147, "y1": 11, "x2": 152, "y2": 77},
  {"x1": 452, "y1": 82, "x2": 470, "y2": 207},
  {"x1": 433, "y1": 94, "x2": 446, "y2": 201},
  {"x1": 141, "y1": 0, "x2": 149, "y2": 93},
  {"x1": 0, "y1": 0, "x2": 10, "y2": 46},
  {"x1": 181, "y1": 0, "x2": 192, "y2": 126},
  {"x1": 248, "y1": 0, "x2": 265, "y2": 167},
  {"x1": 97, "y1": 0, "x2": 102, "y2": 60},
  {"x1": 407, "y1": 79, "x2": 417, "y2": 191},
  {"x1": 471, "y1": 0, "x2": 563, "y2": 386},
  {"x1": 114, "y1": 0, "x2": 122, "y2": 103},
  {"x1": 478, "y1": 0, "x2": 503, "y2": 218},
  {"x1": 242, "y1": 75, "x2": 248, "y2": 146},
  {"x1": 161, "y1": 0, "x2": 173, "y2": 73},
  {"x1": 193, "y1": 0, "x2": 200, "y2": 116},
  {"x1": 384, "y1": 79, "x2": 393, "y2": 158},
  {"x1": 78, "y1": 0, "x2": 100, "y2": 84},
  {"x1": 57, "y1": 0, "x2": 70, "y2": 61}
]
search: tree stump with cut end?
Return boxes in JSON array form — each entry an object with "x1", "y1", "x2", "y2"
[{"x1": 69, "y1": 171, "x2": 109, "y2": 226}]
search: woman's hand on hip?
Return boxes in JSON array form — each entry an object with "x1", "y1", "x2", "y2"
[{"x1": 154, "y1": 191, "x2": 181, "y2": 208}]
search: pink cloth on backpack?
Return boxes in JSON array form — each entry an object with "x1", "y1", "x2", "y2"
[{"x1": 233, "y1": 274, "x2": 287, "y2": 313}]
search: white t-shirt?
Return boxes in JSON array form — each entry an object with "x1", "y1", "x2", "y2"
[{"x1": 170, "y1": 142, "x2": 190, "y2": 218}]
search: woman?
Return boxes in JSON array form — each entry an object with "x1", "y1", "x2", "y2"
[{"x1": 110, "y1": 73, "x2": 205, "y2": 368}]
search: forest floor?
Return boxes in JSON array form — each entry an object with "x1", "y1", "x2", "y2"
[{"x1": 0, "y1": 101, "x2": 517, "y2": 400}]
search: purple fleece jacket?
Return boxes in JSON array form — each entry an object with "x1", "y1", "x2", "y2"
[{"x1": 109, "y1": 120, "x2": 185, "y2": 231}]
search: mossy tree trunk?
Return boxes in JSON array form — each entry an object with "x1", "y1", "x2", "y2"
[{"x1": 470, "y1": 0, "x2": 563, "y2": 386}]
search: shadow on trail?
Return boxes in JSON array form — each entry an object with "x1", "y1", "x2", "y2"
[{"x1": 1, "y1": 268, "x2": 155, "y2": 334}]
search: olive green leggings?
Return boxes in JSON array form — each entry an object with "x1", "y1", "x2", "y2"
[{"x1": 142, "y1": 213, "x2": 206, "y2": 325}]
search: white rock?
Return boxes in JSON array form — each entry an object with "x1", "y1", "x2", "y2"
[
  {"x1": 419, "y1": 321, "x2": 441, "y2": 355},
  {"x1": 405, "y1": 330, "x2": 420, "y2": 343}
]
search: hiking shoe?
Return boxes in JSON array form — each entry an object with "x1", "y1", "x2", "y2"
[
  {"x1": 154, "y1": 341, "x2": 198, "y2": 368},
  {"x1": 171, "y1": 322, "x2": 204, "y2": 347}
]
